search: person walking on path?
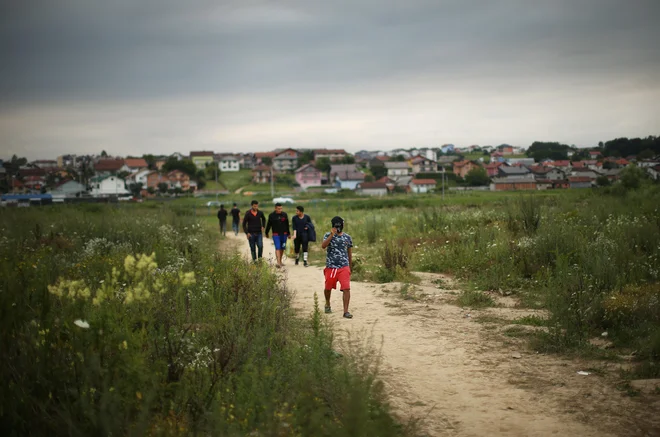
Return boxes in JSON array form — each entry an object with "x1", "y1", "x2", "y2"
[
  {"x1": 243, "y1": 200, "x2": 266, "y2": 262},
  {"x1": 321, "y1": 216, "x2": 353, "y2": 319},
  {"x1": 292, "y1": 205, "x2": 313, "y2": 267},
  {"x1": 265, "y1": 203, "x2": 290, "y2": 268},
  {"x1": 230, "y1": 203, "x2": 241, "y2": 236},
  {"x1": 217, "y1": 205, "x2": 228, "y2": 236}
]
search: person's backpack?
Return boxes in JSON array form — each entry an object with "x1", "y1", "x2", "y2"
[{"x1": 306, "y1": 217, "x2": 317, "y2": 242}]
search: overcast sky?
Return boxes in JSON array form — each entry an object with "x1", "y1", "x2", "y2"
[{"x1": 1, "y1": 0, "x2": 659, "y2": 160}]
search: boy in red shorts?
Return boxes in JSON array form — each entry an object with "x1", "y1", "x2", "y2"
[{"x1": 321, "y1": 216, "x2": 353, "y2": 319}]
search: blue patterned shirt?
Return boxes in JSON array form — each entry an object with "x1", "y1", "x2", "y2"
[{"x1": 323, "y1": 232, "x2": 353, "y2": 268}]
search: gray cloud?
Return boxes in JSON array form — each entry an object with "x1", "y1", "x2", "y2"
[{"x1": 1, "y1": 0, "x2": 659, "y2": 158}]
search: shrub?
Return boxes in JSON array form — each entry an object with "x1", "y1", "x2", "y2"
[
  {"x1": 381, "y1": 240, "x2": 411, "y2": 272},
  {"x1": 456, "y1": 290, "x2": 496, "y2": 308}
]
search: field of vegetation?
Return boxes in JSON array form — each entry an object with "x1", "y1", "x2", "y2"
[
  {"x1": 0, "y1": 205, "x2": 411, "y2": 436},
  {"x1": 301, "y1": 182, "x2": 660, "y2": 376}
]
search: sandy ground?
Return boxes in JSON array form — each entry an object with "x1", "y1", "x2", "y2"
[{"x1": 224, "y1": 233, "x2": 660, "y2": 437}]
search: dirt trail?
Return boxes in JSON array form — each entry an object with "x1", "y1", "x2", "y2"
[{"x1": 225, "y1": 233, "x2": 659, "y2": 437}]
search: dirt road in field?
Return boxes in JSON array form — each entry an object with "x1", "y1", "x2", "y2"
[{"x1": 225, "y1": 233, "x2": 659, "y2": 437}]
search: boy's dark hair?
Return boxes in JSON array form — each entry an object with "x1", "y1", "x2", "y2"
[
  {"x1": 275, "y1": 203, "x2": 282, "y2": 207},
  {"x1": 296, "y1": 205, "x2": 304, "y2": 212},
  {"x1": 233, "y1": 203, "x2": 237, "y2": 206},
  {"x1": 251, "y1": 200, "x2": 259, "y2": 205},
  {"x1": 220, "y1": 204, "x2": 224, "y2": 209}
]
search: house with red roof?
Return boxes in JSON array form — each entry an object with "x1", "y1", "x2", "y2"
[
  {"x1": 121, "y1": 158, "x2": 149, "y2": 173},
  {"x1": 453, "y1": 160, "x2": 481, "y2": 179},
  {"x1": 409, "y1": 178, "x2": 437, "y2": 194},
  {"x1": 94, "y1": 159, "x2": 125, "y2": 176},
  {"x1": 252, "y1": 165, "x2": 274, "y2": 184},
  {"x1": 356, "y1": 181, "x2": 388, "y2": 196},
  {"x1": 313, "y1": 149, "x2": 348, "y2": 162}
]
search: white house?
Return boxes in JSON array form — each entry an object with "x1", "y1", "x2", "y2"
[
  {"x1": 91, "y1": 176, "x2": 130, "y2": 197},
  {"x1": 219, "y1": 156, "x2": 240, "y2": 172},
  {"x1": 385, "y1": 161, "x2": 411, "y2": 177},
  {"x1": 127, "y1": 169, "x2": 151, "y2": 187},
  {"x1": 409, "y1": 179, "x2": 437, "y2": 194}
]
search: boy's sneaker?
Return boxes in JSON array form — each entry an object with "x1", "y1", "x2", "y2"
[
  {"x1": 324, "y1": 305, "x2": 332, "y2": 314},
  {"x1": 304, "y1": 260, "x2": 308, "y2": 267},
  {"x1": 295, "y1": 258, "x2": 299, "y2": 265}
]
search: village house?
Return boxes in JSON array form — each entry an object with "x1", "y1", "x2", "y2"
[
  {"x1": 126, "y1": 169, "x2": 151, "y2": 187},
  {"x1": 384, "y1": 161, "x2": 411, "y2": 177},
  {"x1": 484, "y1": 162, "x2": 504, "y2": 177},
  {"x1": 588, "y1": 150, "x2": 602, "y2": 159},
  {"x1": 437, "y1": 155, "x2": 460, "y2": 166},
  {"x1": 548, "y1": 160, "x2": 572, "y2": 171},
  {"x1": 49, "y1": 180, "x2": 87, "y2": 199},
  {"x1": 167, "y1": 170, "x2": 191, "y2": 190},
  {"x1": 90, "y1": 176, "x2": 130, "y2": 197},
  {"x1": 600, "y1": 168, "x2": 622, "y2": 182},
  {"x1": 314, "y1": 149, "x2": 347, "y2": 162},
  {"x1": 94, "y1": 159, "x2": 125, "y2": 176},
  {"x1": 490, "y1": 174, "x2": 537, "y2": 191},
  {"x1": 237, "y1": 154, "x2": 256, "y2": 169},
  {"x1": 496, "y1": 145, "x2": 514, "y2": 155},
  {"x1": 330, "y1": 164, "x2": 365, "y2": 190},
  {"x1": 146, "y1": 172, "x2": 169, "y2": 190},
  {"x1": 154, "y1": 159, "x2": 167, "y2": 170},
  {"x1": 190, "y1": 151, "x2": 214, "y2": 169},
  {"x1": 254, "y1": 152, "x2": 276, "y2": 165},
  {"x1": 409, "y1": 179, "x2": 437, "y2": 194},
  {"x1": 219, "y1": 156, "x2": 240, "y2": 172},
  {"x1": 506, "y1": 158, "x2": 535, "y2": 166},
  {"x1": 529, "y1": 166, "x2": 566, "y2": 181},
  {"x1": 647, "y1": 165, "x2": 660, "y2": 180},
  {"x1": 497, "y1": 166, "x2": 531, "y2": 177},
  {"x1": 410, "y1": 155, "x2": 438, "y2": 174},
  {"x1": 272, "y1": 149, "x2": 299, "y2": 172},
  {"x1": 252, "y1": 165, "x2": 273, "y2": 184},
  {"x1": 453, "y1": 160, "x2": 481, "y2": 178},
  {"x1": 367, "y1": 155, "x2": 390, "y2": 169},
  {"x1": 570, "y1": 167, "x2": 601, "y2": 181},
  {"x1": 121, "y1": 158, "x2": 148, "y2": 173},
  {"x1": 568, "y1": 176, "x2": 592, "y2": 189},
  {"x1": 295, "y1": 164, "x2": 322, "y2": 190},
  {"x1": 356, "y1": 181, "x2": 388, "y2": 196}
]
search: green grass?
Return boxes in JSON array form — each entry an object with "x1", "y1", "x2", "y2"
[
  {"x1": 512, "y1": 315, "x2": 549, "y2": 327},
  {"x1": 455, "y1": 290, "x2": 497, "y2": 308},
  {"x1": 218, "y1": 169, "x2": 253, "y2": 192},
  {"x1": 0, "y1": 205, "x2": 413, "y2": 436}
]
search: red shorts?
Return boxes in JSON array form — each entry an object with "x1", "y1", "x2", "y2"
[{"x1": 324, "y1": 266, "x2": 351, "y2": 291}]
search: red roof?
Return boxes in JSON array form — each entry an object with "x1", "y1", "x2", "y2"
[
  {"x1": 411, "y1": 179, "x2": 437, "y2": 185},
  {"x1": 589, "y1": 150, "x2": 602, "y2": 156},
  {"x1": 485, "y1": 162, "x2": 503, "y2": 169},
  {"x1": 19, "y1": 168, "x2": 46, "y2": 177},
  {"x1": 253, "y1": 165, "x2": 272, "y2": 172},
  {"x1": 255, "y1": 152, "x2": 276, "y2": 159},
  {"x1": 615, "y1": 158, "x2": 629, "y2": 165},
  {"x1": 94, "y1": 159, "x2": 125, "y2": 171},
  {"x1": 124, "y1": 158, "x2": 148, "y2": 168},
  {"x1": 376, "y1": 176, "x2": 393, "y2": 183},
  {"x1": 375, "y1": 155, "x2": 390, "y2": 162},
  {"x1": 359, "y1": 182, "x2": 388, "y2": 189},
  {"x1": 568, "y1": 176, "x2": 591, "y2": 183}
]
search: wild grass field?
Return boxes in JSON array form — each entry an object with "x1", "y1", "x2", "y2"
[
  {"x1": 293, "y1": 184, "x2": 660, "y2": 376},
  {"x1": 0, "y1": 205, "x2": 411, "y2": 436}
]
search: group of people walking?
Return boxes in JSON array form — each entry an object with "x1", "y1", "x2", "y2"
[{"x1": 216, "y1": 200, "x2": 354, "y2": 319}]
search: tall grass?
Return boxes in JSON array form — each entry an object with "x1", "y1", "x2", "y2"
[{"x1": 0, "y1": 206, "x2": 411, "y2": 436}]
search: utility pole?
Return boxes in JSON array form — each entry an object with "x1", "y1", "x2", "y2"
[
  {"x1": 442, "y1": 166, "x2": 445, "y2": 201},
  {"x1": 270, "y1": 167, "x2": 274, "y2": 197}
]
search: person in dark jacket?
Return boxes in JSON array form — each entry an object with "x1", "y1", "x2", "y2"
[
  {"x1": 292, "y1": 205, "x2": 312, "y2": 267},
  {"x1": 217, "y1": 205, "x2": 228, "y2": 236},
  {"x1": 243, "y1": 200, "x2": 266, "y2": 262},
  {"x1": 265, "y1": 203, "x2": 290, "y2": 268},
  {"x1": 230, "y1": 203, "x2": 241, "y2": 236}
]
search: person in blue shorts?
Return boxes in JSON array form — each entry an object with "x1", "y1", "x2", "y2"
[{"x1": 265, "y1": 202, "x2": 290, "y2": 268}]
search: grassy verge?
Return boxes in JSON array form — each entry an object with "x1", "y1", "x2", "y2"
[{"x1": 0, "y1": 205, "x2": 413, "y2": 436}]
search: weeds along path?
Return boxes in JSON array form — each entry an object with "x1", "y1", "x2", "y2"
[{"x1": 224, "y1": 233, "x2": 656, "y2": 437}]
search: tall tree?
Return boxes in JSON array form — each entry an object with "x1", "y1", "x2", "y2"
[{"x1": 162, "y1": 157, "x2": 197, "y2": 177}]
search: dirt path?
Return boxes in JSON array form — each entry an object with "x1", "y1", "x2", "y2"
[{"x1": 225, "y1": 233, "x2": 659, "y2": 437}]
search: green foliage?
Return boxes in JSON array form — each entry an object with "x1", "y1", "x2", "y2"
[
  {"x1": 162, "y1": 157, "x2": 197, "y2": 177},
  {"x1": 603, "y1": 136, "x2": 660, "y2": 158},
  {"x1": 0, "y1": 207, "x2": 409, "y2": 436},
  {"x1": 261, "y1": 156, "x2": 273, "y2": 166},
  {"x1": 465, "y1": 167, "x2": 490, "y2": 186},
  {"x1": 456, "y1": 290, "x2": 496, "y2": 308},
  {"x1": 316, "y1": 157, "x2": 331, "y2": 175},
  {"x1": 596, "y1": 175, "x2": 611, "y2": 187},
  {"x1": 371, "y1": 165, "x2": 387, "y2": 180},
  {"x1": 619, "y1": 164, "x2": 649, "y2": 190},
  {"x1": 526, "y1": 141, "x2": 572, "y2": 161},
  {"x1": 297, "y1": 150, "x2": 315, "y2": 166}
]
